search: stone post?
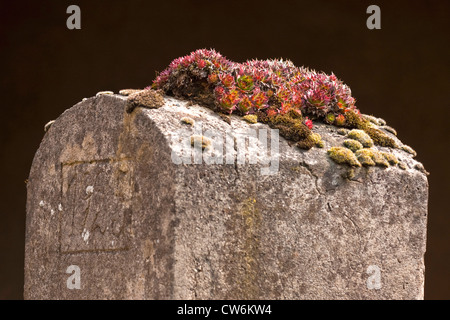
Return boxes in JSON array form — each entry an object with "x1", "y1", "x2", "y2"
[{"x1": 24, "y1": 93, "x2": 428, "y2": 299}]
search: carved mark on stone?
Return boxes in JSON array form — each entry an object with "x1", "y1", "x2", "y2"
[{"x1": 60, "y1": 158, "x2": 133, "y2": 254}]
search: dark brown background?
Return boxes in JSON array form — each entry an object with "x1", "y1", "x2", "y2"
[{"x1": 0, "y1": 0, "x2": 448, "y2": 300}]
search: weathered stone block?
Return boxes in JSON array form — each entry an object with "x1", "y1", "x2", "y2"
[{"x1": 25, "y1": 93, "x2": 428, "y2": 299}]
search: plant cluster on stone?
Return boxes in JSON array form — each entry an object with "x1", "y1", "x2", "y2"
[
  {"x1": 150, "y1": 49, "x2": 397, "y2": 152},
  {"x1": 128, "y1": 49, "x2": 424, "y2": 173}
]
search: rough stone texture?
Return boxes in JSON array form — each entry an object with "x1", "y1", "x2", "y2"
[{"x1": 25, "y1": 93, "x2": 428, "y2": 299}]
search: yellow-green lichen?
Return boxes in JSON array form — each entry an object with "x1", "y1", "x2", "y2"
[
  {"x1": 327, "y1": 147, "x2": 361, "y2": 167},
  {"x1": 242, "y1": 114, "x2": 258, "y2": 124},
  {"x1": 347, "y1": 129, "x2": 374, "y2": 148},
  {"x1": 343, "y1": 139, "x2": 363, "y2": 152},
  {"x1": 190, "y1": 135, "x2": 211, "y2": 150},
  {"x1": 180, "y1": 117, "x2": 195, "y2": 126}
]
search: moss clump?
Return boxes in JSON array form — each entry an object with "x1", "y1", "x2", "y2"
[
  {"x1": 355, "y1": 148, "x2": 390, "y2": 167},
  {"x1": 345, "y1": 110, "x2": 370, "y2": 129},
  {"x1": 377, "y1": 118, "x2": 386, "y2": 126},
  {"x1": 266, "y1": 113, "x2": 314, "y2": 149},
  {"x1": 372, "y1": 150, "x2": 390, "y2": 167},
  {"x1": 190, "y1": 135, "x2": 211, "y2": 150},
  {"x1": 414, "y1": 163, "x2": 430, "y2": 175},
  {"x1": 398, "y1": 162, "x2": 408, "y2": 170},
  {"x1": 310, "y1": 133, "x2": 324, "y2": 148},
  {"x1": 362, "y1": 114, "x2": 380, "y2": 125},
  {"x1": 268, "y1": 114, "x2": 310, "y2": 141},
  {"x1": 381, "y1": 125, "x2": 397, "y2": 136},
  {"x1": 344, "y1": 110, "x2": 397, "y2": 148},
  {"x1": 401, "y1": 144, "x2": 417, "y2": 157},
  {"x1": 327, "y1": 147, "x2": 361, "y2": 167},
  {"x1": 242, "y1": 114, "x2": 258, "y2": 124},
  {"x1": 343, "y1": 168, "x2": 356, "y2": 180},
  {"x1": 180, "y1": 117, "x2": 195, "y2": 126},
  {"x1": 343, "y1": 139, "x2": 363, "y2": 152},
  {"x1": 347, "y1": 129, "x2": 374, "y2": 148},
  {"x1": 382, "y1": 152, "x2": 399, "y2": 165},
  {"x1": 364, "y1": 127, "x2": 397, "y2": 148},
  {"x1": 337, "y1": 128, "x2": 349, "y2": 136},
  {"x1": 355, "y1": 149, "x2": 376, "y2": 166},
  {"x1": 126, "y1": 89, "x2": 165, "y2": 113},
  {"x1": 296, "y1": 136, "x2": 316, "y2": 150}
]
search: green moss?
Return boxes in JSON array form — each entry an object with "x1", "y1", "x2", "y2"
[
  {"x1": 343, "y1": 168, "x2": 356, "y2": 180},
  {"x1": 355, "y1": 148, "x2": 390, "y2": 167},
  {"x1": 372, "y1": 150, "x2": 390, "y2": 167},
  {"x1": 290, "y1": 166, "x2": 302, "y2": 173},
  {"x1": 364, "y1": 127, "x2": 398, "y2": 148},
  {"x1": 382, "y1": 152, "x2": 399, "y2": 165},
  {"x1": 347, "y1": 129, "x2": 374, "y2": 148},
  {"x1": 268, "y1": 113, "x2": 311, "y2": 142},
  {"x1": 381, "y1": 125, "x2": 397, "y2": 136},
  {"x1": 377, "y1": 118, "x2": 386, "y2": 126},
  {"x1": 242, "y1": 114, "x2": 258, "y2": 124},
  {"x1": 190, "y1": 135, "x2": 211, "y2": 150},
  {"x1": 398, "y1": 162, "x2": 408, "y2": 170},
  {"x1": 401, "y1": 144, "x2": 417, "y2": 157},
  {"x1": 337, "y1": 128, "x2": 349, "y2": 136},
  {"x1": 180, "y1": 116, "x2": 195, "y2": 126},
  {"x1": 355, "y1": 149, "x2": 375, "y2": 166},
  {"x1": 327, "y1": 147, "x2": 361, "y2": 167},
  {"x1": 343, "y1": 139, "x2": 363, "y2": 152},
  {"x1": 344, "y1": 110, "x2": 397, "y2": 148},
  {"x1": 256, "y1": 110, "x2": 269, "y2": 124},
  {"x1": 310, "y1": 132, "x2": 324, "y2": 148},
  {"x1": 296, "y1": 136, "x2": 315, "y2": 150},
  {"x1": 345, "y1": 110, "x2": 370, "y2": 129},
  {"x1": 362, "y1": 114, "x2": 380, "y2": 125}
]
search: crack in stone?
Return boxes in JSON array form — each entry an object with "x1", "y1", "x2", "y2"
[{"x1": 300, "y1": 159, "x2": 325, "y2": 196}]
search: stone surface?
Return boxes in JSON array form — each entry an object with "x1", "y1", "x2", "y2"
[{"x1": 25, "y1": 93, "x2": 428, "y2": 299}]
